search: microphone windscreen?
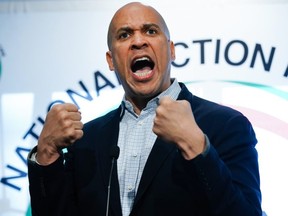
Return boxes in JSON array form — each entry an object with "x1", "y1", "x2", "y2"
[{"x1": 110, "y1": 146, "x2": 120, "y2": 159}]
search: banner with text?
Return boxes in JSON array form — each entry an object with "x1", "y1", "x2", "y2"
[{"x1": 0, "y1": 1, "x2": 287, "y2": 215}]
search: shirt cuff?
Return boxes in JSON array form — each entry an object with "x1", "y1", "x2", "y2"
[
  {"x1": 29, "y1": 152, "x2": 42, "y2": 165},
  {"x1": 201, "y1": 134, "x2": 211, "y2": 157}
]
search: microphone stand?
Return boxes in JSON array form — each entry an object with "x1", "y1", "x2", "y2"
[{"x1": 106, "y1": 146, "x2": 120, "y2": 216}]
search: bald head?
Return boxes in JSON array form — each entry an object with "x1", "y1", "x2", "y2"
[{"x1": 107, "y1": 2, "x2": 170, "y2": 50}]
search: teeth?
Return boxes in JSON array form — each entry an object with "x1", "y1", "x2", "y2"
[
  {"x1": 135, "y1": 70, "x2": 152, "y2": 77},
  {"x1": 135, "y1": 57, "x2": 150, "y2": 62}
]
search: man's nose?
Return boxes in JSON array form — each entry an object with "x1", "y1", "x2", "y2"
[{"x1": 131, "y1": 33, "x2": 148, "y2": 50}]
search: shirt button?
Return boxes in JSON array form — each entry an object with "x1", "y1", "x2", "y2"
[
  {"x1": 128, "y1": 185, "x2": 133, "y2": 191},
  {"x1": 132, "y1": 153, "x2": 138, "y2": 157}
]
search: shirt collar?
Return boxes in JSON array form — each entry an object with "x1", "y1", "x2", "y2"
[{"x1": 121, "y1": 78, "x2": 181, "y2": 116}]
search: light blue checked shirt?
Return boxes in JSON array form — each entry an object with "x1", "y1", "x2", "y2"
[{"x1": 117, "y1": 79, "x2": 181, "y2": 216}]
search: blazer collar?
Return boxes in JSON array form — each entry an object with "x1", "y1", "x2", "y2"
[{"x1": 131, "y1": 138, "x2": 176, "y2": 214}]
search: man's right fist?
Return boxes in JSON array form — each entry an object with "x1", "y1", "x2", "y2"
[{"x1": 36, "y1": 103, "x2": 84, "y2": 165}]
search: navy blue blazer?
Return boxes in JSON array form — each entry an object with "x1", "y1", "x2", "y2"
[{"x1": 28, "y1": 83, "x2": 262, "y2": 216}]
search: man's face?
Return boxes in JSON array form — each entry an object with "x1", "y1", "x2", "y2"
[{"x1": 106, "y1": 3, "x2": 175, "y2": 102}]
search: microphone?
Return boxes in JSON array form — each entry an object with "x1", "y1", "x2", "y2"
[
  {"x1": 106, "y1": 145, "x2": 120, "y2": 216},
  {"x1": 110, "y1": 145, "x2": 120, "y2": 160}
]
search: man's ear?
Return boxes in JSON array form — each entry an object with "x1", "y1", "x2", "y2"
[
  {"x1": 106, "y1": 51, "x2": 114, "y2": 71},
  {"x1": 170, "y1": 41, "x2": 176, "y2": 61}
]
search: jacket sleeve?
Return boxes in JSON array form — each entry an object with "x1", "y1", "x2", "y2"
[
  {"x1": 189, "y1": 114, "x2": 262, "y2": 215},
  {"x1": 27, "y1": 147, "x2": 76, "y2": 216}
]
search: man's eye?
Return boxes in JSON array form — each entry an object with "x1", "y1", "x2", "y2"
[
  {"x1": 119, "y1": 32, "x2": 129, "y2": 39},
  {"x1": 147, "y1": 29, "x2": 157, "y2": 35}
]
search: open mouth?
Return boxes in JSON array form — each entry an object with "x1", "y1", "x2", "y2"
[{"x1": 131, "y1": 56, "x2": 155, "y2": 76}]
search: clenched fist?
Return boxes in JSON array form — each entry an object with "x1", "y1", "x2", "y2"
[
  {"x1": 36, "y1": 103, "x2": 84, "y2": 165},
  {"x1": 153, "y1": 96, "x2": 205, "y2": 160}
]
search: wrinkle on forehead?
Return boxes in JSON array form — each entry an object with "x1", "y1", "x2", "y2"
[{"x1": 107, "y1": 2, "x2": 170, "y2": 50}]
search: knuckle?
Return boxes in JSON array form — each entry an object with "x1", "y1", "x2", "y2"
[
  {"x1": 180, "y1": 100, "x2": 190, "y2": 108},
  {"x1": 67, "y1": 103, "x2": 78, "y2": 111},
  {"x1": 52, "y1": 104, "x2": 64, "y2": 112},
  {"x1": 64, "y1": 129, "x2": 77, "y2": 140},
  {"x1": 61, "y1": 119, "x2": 73, "y2": 129},
  {"x1": 161, "y1": 97, "x2": 171, "y2": 105}
]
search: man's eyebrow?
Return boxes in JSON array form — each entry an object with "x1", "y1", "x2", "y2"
[
  {"x1": 116, "y1": 23, "x2": 161, "y2": 34},
  {"x1": 142, "y1": 23, "x2": 161, "y2": 30},
  {"x1": 116, "y1": 26, "x2": 132, "y2": 35}
]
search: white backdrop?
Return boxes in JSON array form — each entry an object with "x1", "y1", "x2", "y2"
[{"x1": 0, "y1": 0, "x2": 287, "y2": 215}]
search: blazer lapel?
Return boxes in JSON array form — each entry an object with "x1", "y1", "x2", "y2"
[
  {"x1": 131, "y1": 138, "x2": 176, "y2": 212},
  {"x1": 130, "y1": 83, "x2": 192, "y2": 214}
]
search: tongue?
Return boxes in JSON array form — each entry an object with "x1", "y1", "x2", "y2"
[
  {"x1": 134, "y1": 67, "x2": 153, "y2": 78},
  {"x1": 135, "y1": 66, "x2": 151, "y2": 73}
]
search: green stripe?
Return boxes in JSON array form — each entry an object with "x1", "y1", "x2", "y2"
[
  {"x1": 184, "y1": 80, "x2": 288, "y2": 100},
  {"x1": 26, "y1": 204, "x2": 31, "y2": 216},
  {"x1": 222, "y1": 80, "x2": 288, "y2": 100}
]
